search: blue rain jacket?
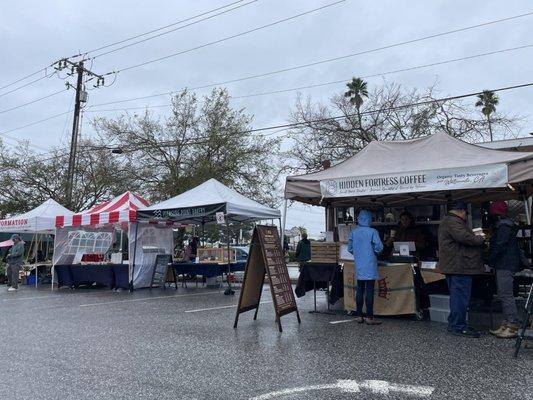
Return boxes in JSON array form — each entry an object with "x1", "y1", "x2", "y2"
[{"x1": 347, "y1": 210, "x2": 384, "y2": 280}]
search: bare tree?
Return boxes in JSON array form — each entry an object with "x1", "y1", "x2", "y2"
[{"x1": 287, "y1": 80, "x2": 520, "y2": 174}]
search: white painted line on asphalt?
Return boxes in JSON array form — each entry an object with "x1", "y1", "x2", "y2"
[
  {"x1": 185, "y1": 301, "x2": 273, "y2": 313},
  {"x1": 2, "y1": 295, "x2": 56, "y2": 302},
  {"x1": 78, "y1": 291, "x2": 221, "y2": 307},
  {"x1": 329, "y1": 319, "x2": 356, "y2": 325},
  {"x1": 251, "y1": 379, "x2": 435, "y2": 399}
]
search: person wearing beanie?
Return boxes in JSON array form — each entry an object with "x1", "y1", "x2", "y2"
[
  {"x1": 488, "y1": 200, "x2": 521, "y2": 339},
  {"x1": 6, "y1": 234, "x2": 24, "y2": 292},
  {"x1": 438, "y1": 201, "x2": 485, "y2": 338}
]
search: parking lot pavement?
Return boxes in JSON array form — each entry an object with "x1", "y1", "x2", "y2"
[{"x1": 0, "y1": 285, "x2": 531, "y2": 400}]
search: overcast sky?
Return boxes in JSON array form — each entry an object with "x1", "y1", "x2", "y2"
[{"x1": 1, "y1": 0, "x2": 533, "y2": 235}]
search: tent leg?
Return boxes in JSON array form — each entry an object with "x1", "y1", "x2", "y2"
[
  {"x1": 51, "y1": 264, "x2": 55, "y2": 291},
  {"x1": 524, "y1": 196, "x2": 531, "y2": 225},
  {"x1": 130, "y1": 222, "x2": 139, "y2": 292},
  {"x1": 280, "y1": 199, "x2": 288, "y2": 247},
  {"x1": 224, "y1": 221, "x2": 234, "y2": 296}
]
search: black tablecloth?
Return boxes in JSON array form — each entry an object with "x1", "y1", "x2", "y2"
[
  {"x1": 172, "y1": 261, "x2": 246, "y2": 278},
  {"x1": 295, "y1": 262, "x2": 339, "y2": 298},
  {"x1": 55, "y1": 264, "x2": 129, "y2": 289}
]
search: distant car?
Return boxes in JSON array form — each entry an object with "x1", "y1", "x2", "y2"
[{"x1": 232, "y1": 246, "x2": 249, "y2": 261}]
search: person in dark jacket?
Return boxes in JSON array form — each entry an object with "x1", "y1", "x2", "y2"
[
  {"x1": 384, "y1": 211, "x2": 427, "y2": 257},
  {"x1": 438, "y1": 201, "x2": 485, "y2": 337},
  {"x1": 6, "y1": 234, "x2": 24, "y2": 292},
  {"x1": 488, "y1": 200, "x2": 521, "y2": 338},
  {"x1": 295, "y1": 232, "x2": 311, "y2": 268}
]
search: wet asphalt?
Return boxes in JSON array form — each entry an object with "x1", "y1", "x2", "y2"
[{"x1": 0, "y1": 283, "x2": 531, "y2": 400}]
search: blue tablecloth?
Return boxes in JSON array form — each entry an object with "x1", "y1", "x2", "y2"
[
  {"x1": 55, "y1": 264, "x2": 129, "y2": 289},
  {"x1": 172, "y1": 261, "x2": 246, "y2": 278}
]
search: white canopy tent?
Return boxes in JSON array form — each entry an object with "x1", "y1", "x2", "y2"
[
  {"x1": 137, "y1": 178, "x2": 281, "y2": 294},
  {"x1": 0, "y1": 199, "x2": 73, "y2": 287},
  {"x1": 138, "y1": 178, "x2": 281, "y2": 223},
  {"x1": 283, "y1": 133, "x2": 533, "y2": 241},
  {"x1": 0, "y1": 199, "x2": 73, "y2": 234},
  {"x1": 285, "y1": 132, "x2": 533, "y2": 208}
]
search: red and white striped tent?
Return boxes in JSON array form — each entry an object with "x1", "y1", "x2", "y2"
[
  {"x1": 52, "y1": 191, "x2": 176, "y2": 291},
  {"x1": 55, "y1": 191, "x2": 149, "y2": 228}
]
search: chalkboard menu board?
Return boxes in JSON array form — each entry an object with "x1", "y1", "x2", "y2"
[
  {"x1": 234, "y1": 225, "x2": 300, "y2": 332},
  {"x1": 151, "y1": 254, "x2": 172, "y2": 290}
]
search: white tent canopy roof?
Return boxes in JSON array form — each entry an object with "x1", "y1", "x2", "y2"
[
  {"x1": 285, "y1": 133, "x2": 533, "y2": 206},
  {"x1": 0, "y1": 199, "x2": 73, "y2": 234},
  {"x1": 139, "y1": 178, "x2": 281, "y2": 223}
]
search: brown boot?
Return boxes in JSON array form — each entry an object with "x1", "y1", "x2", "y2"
[
  {"x1": 365, "y1": 317, "x2": 382, "y2": 326},
  {"x1": 489, "y1": 321, "x2": 508, "y2": 336},
  {"x1": 496, "y1": 324, "x2": 518, "y2": 339}
]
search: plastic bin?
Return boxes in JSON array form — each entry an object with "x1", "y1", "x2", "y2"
[
  {"x1": 26, "y1": 275, "x2": 36, "y2": 285},
  {"x1": 429, "y1": 307, "x2": 449, "y2": 324},
  {"x1": 429, "y1": 294, "x2": 450, "y2": 310}
]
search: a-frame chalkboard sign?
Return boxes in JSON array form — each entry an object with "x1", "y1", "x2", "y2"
[
  {"x1": 233, "y1": 225, "x2": 300, "y2": 332},
  {"x1": 150, "y1": 254, "x2": 172, "y2": 290}
]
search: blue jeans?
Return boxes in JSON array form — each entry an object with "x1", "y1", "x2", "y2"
[
  {"x1": 446, "y1": 275, "x2": 472, "y2": 331},
  {"x1": 356, "y1": 279, "x2": 375, "y2": 317}
]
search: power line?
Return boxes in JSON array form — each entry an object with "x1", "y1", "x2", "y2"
[
  {"x1": 0, "y1": 1, "x2": 253, "y2": 94},
  {"x1": 76, "y1": 0, "x2": 252, "y2": 57},
  {"x1": 85, "y1": 43, "x2": 533, "y2": 113},
  {"x1": 0, "y1": 110, "x2": 71, "y2": 136},
  {"x1": 0, "y1": 69, "x2": 55, "y2": 98},
  {"x1": 83, "y1": 81, "x2": 533, "y2": 153},
  {"x1": 90, "y1": 0, "x2": 259, "y2": 59},
  {"x1": 0, "y1": 67, "x2": 48, "y2": 91},
  {"x1": 87, "y1": 11, "x2": 533, "y2": 108},
  {"x1": 110, "y1": 0, "x2": 346, "y2": 74},
  {"x1": 25, "y1": 80, "x2": 533, "y2": 162},
  {"x1": 0, "y1": 88, "x2": 68, "y2": 115}
]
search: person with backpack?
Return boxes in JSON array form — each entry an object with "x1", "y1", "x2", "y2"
[
  {"x1": 348, "y1": 209, "x2": 384, "y2": 325},
  {"x1": 488, "y1": 200, "x2": 521, "y2": 339}
]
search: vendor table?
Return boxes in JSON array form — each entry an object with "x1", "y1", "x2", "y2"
[
  {"x1": 171, "y1": 261, "x2": 246, "y2": 288},
  {"x1": 343, "y1": 261, "x2": 419, "y2": 317},
  {"x1": 295, "y1": 262, "x2": 340, "y2": 314},
  {"x1": 55, "y1": 264, "x2": 128, "y2": 289}
]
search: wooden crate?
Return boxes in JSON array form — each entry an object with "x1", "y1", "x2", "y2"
[
  {"x1": 310, "y1": 242, "x2": 339, "y2": 263},
  {"x1": 197, "y1": 247, "x2": 236, "y2": 262}
]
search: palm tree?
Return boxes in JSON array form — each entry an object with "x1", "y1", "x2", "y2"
[
  {"x1": 345, "y1": 77, "x2": 368, "y2": 110},
  {"x1": 345, "y1": 77, "x2": 369, "y2": 143},
  {"x1": 475, "y1": 90, "x2": 499, "y2": 141}
]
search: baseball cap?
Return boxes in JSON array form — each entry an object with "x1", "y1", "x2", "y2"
[{"x1": 451, "y1": 200, "x2": 468, "y2": 212}]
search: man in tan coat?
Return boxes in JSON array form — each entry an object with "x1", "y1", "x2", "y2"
[{"x1": 438, "y1": 201, "x2": 485, "y2": 338}]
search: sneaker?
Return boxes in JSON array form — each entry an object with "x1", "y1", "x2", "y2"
[
  {"x1": 365, "y1": 317, "x2": 382, "y2": 326},
  {"x1": 451, "y1": 328, "x2": 480, "y2": 338},
  {"x1": 496, "y1": 325, "x2": 518, "y2": 339},
  {"x1": 356, "y1": 317, "x2": 365, "y2": 324},
  {"x1": 346, "y1": 310, "x2": 357, "y2": 317},
  {"x1": 490, "y1": 323, "x2": 508, "y2": 336},
  {"x1": 7, "y1": 287, "x2": 18, "y2": 292}
]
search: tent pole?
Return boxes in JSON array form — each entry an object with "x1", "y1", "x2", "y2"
[
  {"x1": 35, "y1": 233, "x2": 39, "y2": 288},
  {"x1": 225, "y1": 220, "x2": 234, "y2": 295},
  {"x1": 130, "y1": 222, "x2": 139, "y2": 292},
  {"x1": 524, "y1": 196, "x2": 531, "y2": 225},
  {"x1": 280, "y1": 199, "x2": 288, "y2": 248}
]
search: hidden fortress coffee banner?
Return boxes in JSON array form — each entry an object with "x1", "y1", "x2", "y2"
[{"x1": 320, "y1": 163, "x2": 508, "y2": 198}]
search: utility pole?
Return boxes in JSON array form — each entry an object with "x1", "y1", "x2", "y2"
[{"x1": 53, "y1": 59, "x2": 105, "y2": 209}]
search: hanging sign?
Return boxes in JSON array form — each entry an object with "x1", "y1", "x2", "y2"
[
  {"x1": 216, "y1": 212, "x2": 225, "y2": 225},
  {"x1": 234, "y1": 225, "x2": 300, "y2": 332},
  {"x1": 320, "y1": 164, "x2": 508, "y2": 198}
]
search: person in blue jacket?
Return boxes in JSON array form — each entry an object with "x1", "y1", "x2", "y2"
[{"x1": 348, "y1": 209, "x2": 384, "y2": 325}]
